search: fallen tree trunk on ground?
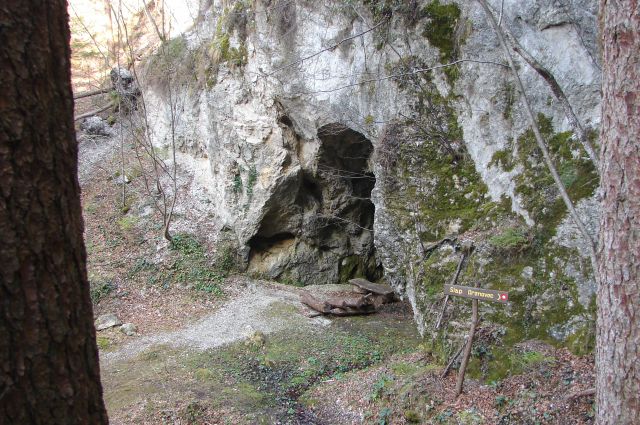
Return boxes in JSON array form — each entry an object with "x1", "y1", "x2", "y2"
[
  {"x1": 74, "y1": 102, "x2": 114, "y2": 121},
  {"x1": 73, "y1": 87, "x2": 110, "y2": 100},
  {"x1": 301, "y1": 292, "x2": 377, "y2": 317},
  {"x1": 301, "y1": 278, "x2": 400, "y2": 317}
]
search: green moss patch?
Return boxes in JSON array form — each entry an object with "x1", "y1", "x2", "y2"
[{"x1": 422, "y1": 0, "x2": 462, "y2": 84}]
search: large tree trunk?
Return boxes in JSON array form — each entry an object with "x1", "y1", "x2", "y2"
[
  {"x1": 596, "y1": 1, "x2": 640, "y2": 424},
  {"x1": 0, "y1": 1, "x2": 109, "y2": 424}
]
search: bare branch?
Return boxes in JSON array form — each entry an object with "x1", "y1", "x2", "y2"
[
  {"x1": 74, "y1": 88, "x2": 111, "y2": 100},
  {"x1": 74, "y1": 103, "x2": 114, "y2": 121}
]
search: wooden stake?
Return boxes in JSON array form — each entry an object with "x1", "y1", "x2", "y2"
[{"x1": 455, "y1": 297, "x2": 478, "y2": 397}]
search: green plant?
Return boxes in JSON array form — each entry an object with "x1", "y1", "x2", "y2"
[
  {"x1": 489, "y1": 149, "x2": 515, "y2": 171},
  {"x1": 96, "y1": 336, "x2": 111, "y2": 350},
  {"x1": 422, "y1": 0, "x2": 462, "y2": 84},
  {"x1": 117, "y1": 214, "x2": 139, "y2": 231},
  {"x1": 457, "y1": 408, "x2": 484, "y2": 424},
  {"x1": 495, "y1": 395, "x2": 509, "y2": 408},
  {"x1": 369, "y1": 375, "x2": 393, "y2": 402},
  {"x1": 169, "y1": 233, "x2": 231, "y2": 297},
  {"x1": 90, "y1": 280, "x2": 116, "y2": 304},
  {"x1": 489, "y1": 228, "x2": 531, "y2": 252},
  {"x1": 181, "y1": 401, "x2": 205, "y2": 424},
  {"x1": 170, "y1": 233, "x2": 205, "y2": 256},
  {"x1": 435, "y1": 409, "x2": 453, "y2": 423},
  {"x1": 509, "y1": 350, "x2": 555, "y2": 372},
  {"x1": 377, "y1": 407, "x2": 392, "y2": 425},
  {"x1": 129, "y1": 258, "x2": 156, "y2": 276},
  {"x1": 246, "y1": 166, "x2": 258, "y2": 197},
  {"x1": 233, "y1": 173, "x2": 243, "y2": 193},
  {"x1": 404, "y1": 409, "x2": 421, "y2": 423}
]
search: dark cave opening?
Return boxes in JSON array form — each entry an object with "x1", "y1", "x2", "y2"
[{"x1": 247, "y1": 123, "x2": 381, "y2": 284}]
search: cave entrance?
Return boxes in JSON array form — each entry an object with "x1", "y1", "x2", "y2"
[
  {"x1": 247, "y1": 123, "x2": 381, "y2": 284},
  {"x1": 315, "y1": 123, "x2": 380, "y2": 282}
]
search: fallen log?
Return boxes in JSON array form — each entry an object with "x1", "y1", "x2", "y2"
[
  {"x1": 74, "y1": 102, "x2": 114, "y2": 121},
  {"x1": 328, "y1": 307, "x2": 376, "y2": 316},
  {"x1": 565, "y1": 388, "x2": 596, "y2": 401},
  {"x1": 301, "y1": 292, "x2": 330, "y2": 314},
  {"x1": 301, "y1": 292, "x2": 377, "y2": 316},
  {"x1": 73, "y1": 87, "x2": 110, "y2": 100},
  {"x1": 349, "y1": 278, "x2": 394, "y2": 296}
]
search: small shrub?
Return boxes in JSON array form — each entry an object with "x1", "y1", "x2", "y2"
[
  {"x1": 170, "y1": 233, "x2": 204, "y2": 256},
  {"x1": 377, "y1": 407, "x2": 392, "y2": 425},
  {"x1": 369, "y1": 375, "x2": 393, "y2": 402},
  {"x1": 495, "y1": 394, "x2": 509, "y2": 408},
  {"x1": 117, "y1": 214, "x2": 138, "y2": 231},
  {"x1": 90, "y1": 280, "x2": 116, "y2": 304},
  {"x1": 509, "y1": 350, "x2": 555, "y2": 372},
  {"x1": 489, "y1": 149, "x2": 515, "y2": 171},
  {"x1": 404, "y1": 409, "x2": 421, "y2": 423},
  {"x1": 96, "y1": 336, "x2": 111, "y2": 350},
  {"x1": 489, "y1": 228, "x2": 531, "y2": 252},
  {"x1": 246, "y1": 166, "x2": 258, "y2": 198},
  {"x1": 232, "y1": 173, "x2": 243, "y2": 193}
]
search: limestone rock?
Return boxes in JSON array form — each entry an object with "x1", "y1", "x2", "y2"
[
  {"x1": 95, "y1": 313, "x2": 121, "y2": 331},
  {"x1": 136, "y1": 0, "x2": 601, "y2": 342},
  {"x1": 80, "y1": 116, "x2": 112, "y2": 136},
  {"x1": 119, "y1": 323, "x2": 137, "y2": 336}
]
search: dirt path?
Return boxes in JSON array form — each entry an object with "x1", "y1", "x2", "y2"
[
  {"x1": 100, "y1": 282, "x2": 331, "y2": 367},
  {"x1": 77, "y1": 131, "x2": 120, "y2": 185}
]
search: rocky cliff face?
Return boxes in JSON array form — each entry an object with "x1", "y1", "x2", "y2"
[{"x1": 140, "y1": 0, "x2": 601, "y2": 362}]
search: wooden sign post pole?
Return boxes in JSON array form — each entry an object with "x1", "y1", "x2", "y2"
[{"x1": 455, "y1": 295, "x2": 478, "y2": 397}]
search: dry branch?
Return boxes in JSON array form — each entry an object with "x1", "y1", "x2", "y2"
[
  {"x1": 73, "y1": 88, "x2": 111, "y2": 100},
  {"x1": 435, "y1": 247, "x2": 471, "y2": 330},
  {"x1": 565, "y1": 388, "x2": 596, "y2": 400},
  {"x1": 74, "y1": 102, "x2": 114, "y2": 121},
  {"x1": 441, "y1": 337, "x2": 468, "y2": 378}
]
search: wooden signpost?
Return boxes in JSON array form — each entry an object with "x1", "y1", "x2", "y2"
[
  {"x1": 444, "y1": 283, "x2": 509, "y2": 397},
  {"x1": 444, "y1": 284, "x2": 509, "y2": 304}
]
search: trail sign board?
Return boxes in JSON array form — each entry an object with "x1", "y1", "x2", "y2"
[{"x1": 444, "y1": 284, "x2": 509, "y2": 304}]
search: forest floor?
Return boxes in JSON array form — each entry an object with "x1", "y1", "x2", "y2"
[{"x1": 79, "y1": 131, "x2": 596, "y2": 424}]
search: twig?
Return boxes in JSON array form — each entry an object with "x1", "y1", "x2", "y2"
[
  {"x1": 477, "y1": 0, "x2": 598, "y2": 274},
  {"x1": 435, "y1": 249, "x2": 470, "y2": 330},
  {"x1": 565, "y1": 388, "x2": 596, "y2": 400},
  {"x1": 74, "y1": 88, "x2": 111, "y2": 100},
  {"x1": 74, "y1": 103, "x2": 114, "y2": 121},
  {"x1": 441, "y1": 337, "x2": 468, "y2": 378},
  {"x1": 423, "y1": 237, "x2": 458, "y2": 259}
]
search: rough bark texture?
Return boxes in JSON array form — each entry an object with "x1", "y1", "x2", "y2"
[
  {"x1": 596, "y1": 1, "x2": 640, "y2": 423},
  {"x1": 0, "y1": 1, "x2": 109, "y2": 424}
]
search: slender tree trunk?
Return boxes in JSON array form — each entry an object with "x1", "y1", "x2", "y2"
[
  {"x1": 596, "y1": 1, "x2": 640, "y2": 424},
  {"x1": 0, "y1": 1, "x2": 109, "y2": 424}
]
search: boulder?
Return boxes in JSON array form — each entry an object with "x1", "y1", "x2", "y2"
[
  {"x1": 80, "y1": 116, "x2": 112, "y2": 136},
  {"x1": 119, "y1": 323, "x2": 137, "y2": 336},
  {"x1": 95, "y1": 313, "x2": 121, "y2": 331}
]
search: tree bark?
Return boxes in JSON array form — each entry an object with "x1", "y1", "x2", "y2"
[
  {"x1": 478, "y1": 0, "x2": 638, "y2": 419},
  {"x1": 0, "y1": 1, "x2": 109, "y2": 424},
  {"x1": 596, "y1": 1, "x2": 640, "y2": 424}
]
